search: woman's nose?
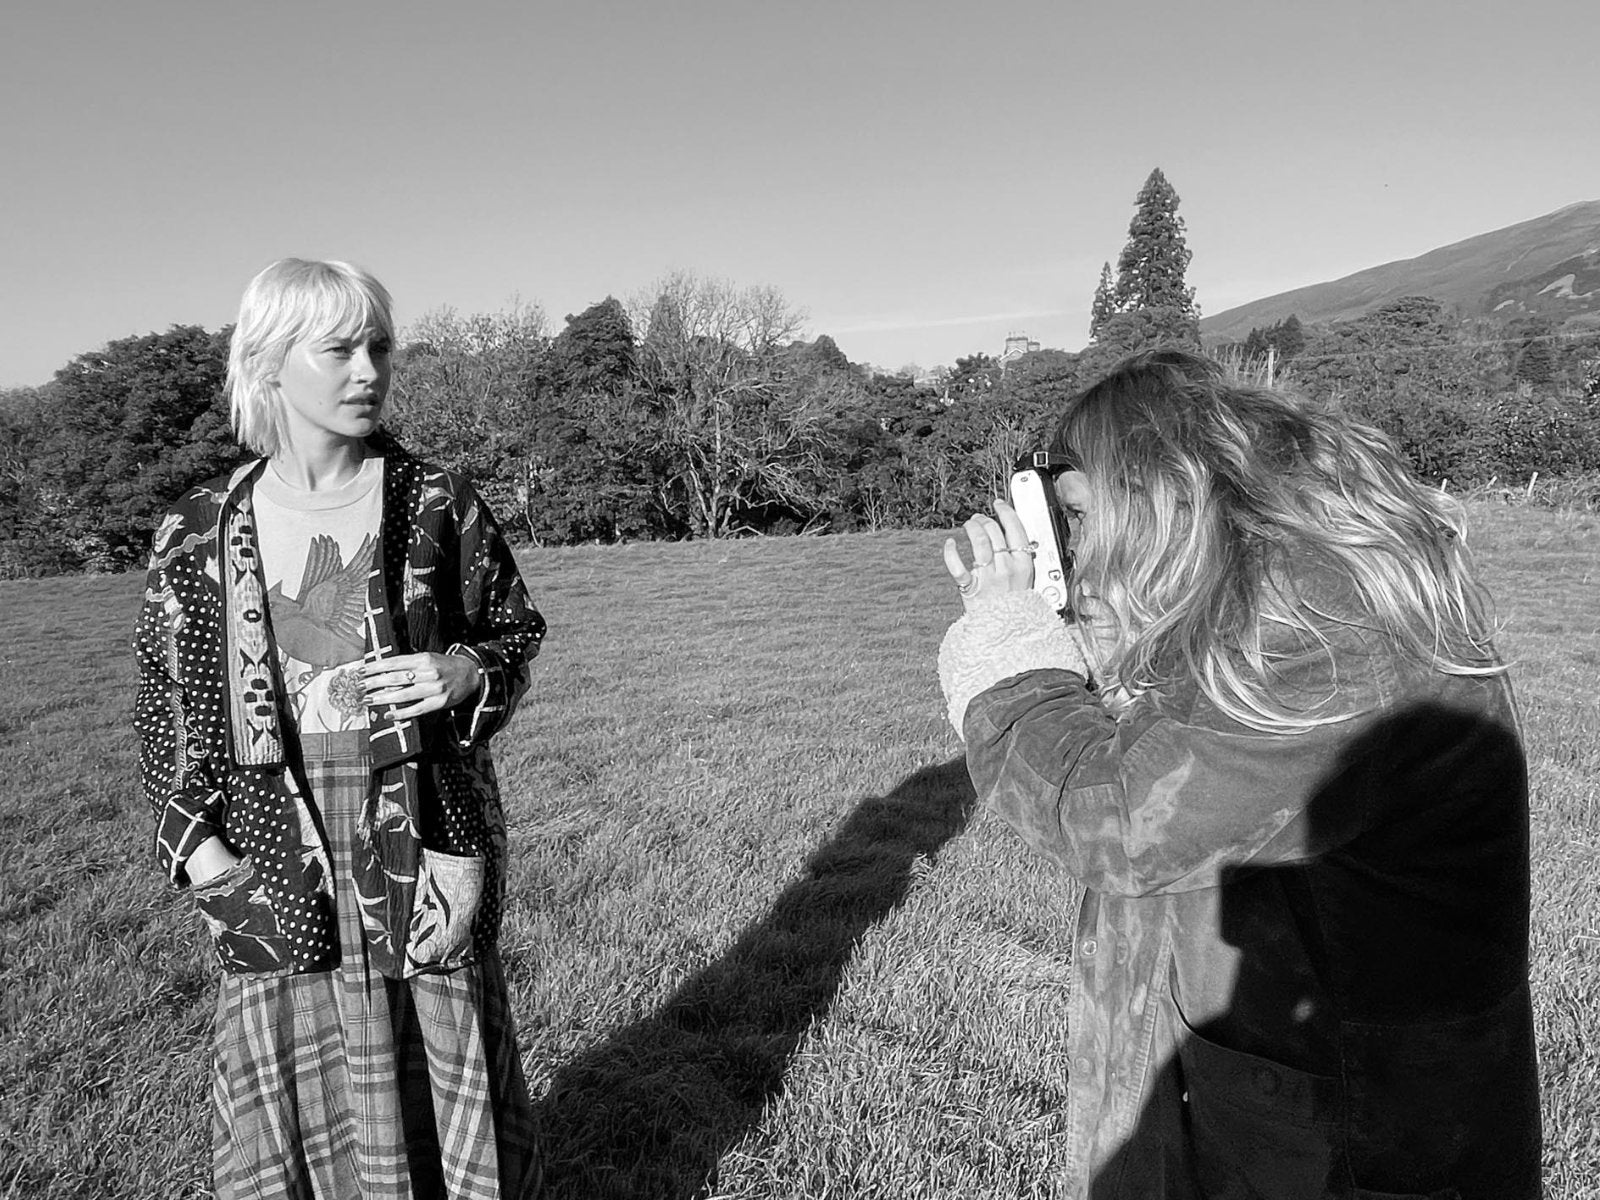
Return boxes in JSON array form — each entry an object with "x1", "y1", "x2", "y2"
[{"x1": 349, "y1": 344, "x2": 377, "y2": 381}]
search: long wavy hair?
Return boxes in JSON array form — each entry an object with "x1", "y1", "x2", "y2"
[{"x1": 1052, "y1": 347, "x2": 1501, "y2": 731}]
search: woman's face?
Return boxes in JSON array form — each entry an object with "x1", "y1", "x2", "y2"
[
  {"x1": 1054, "y1": 468, "x2": 1123, "y2": 660},
  {"x1": 270, "y1": 326, "x2": 392, "y2": 455},
  {"x1": 1054, "y1": 469, "x2": 1091, "y2": 546}
]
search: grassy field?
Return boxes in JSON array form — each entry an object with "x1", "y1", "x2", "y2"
[{"x1": 1, "y1": 503, "x2": 1596, "y2": 1198}]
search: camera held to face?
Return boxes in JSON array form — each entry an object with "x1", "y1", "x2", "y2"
[{"x1": 1008, "y1": 451, "x2": 1075, "y2": 617}]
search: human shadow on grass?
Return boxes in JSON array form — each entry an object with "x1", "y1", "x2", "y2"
[{"x1": 527, "y1": 758, "x2": 978, "y2": 1200}]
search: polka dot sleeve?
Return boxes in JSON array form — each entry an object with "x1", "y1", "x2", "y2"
[
  {"x1": 445, "y1": 485, "x2": 546, "y2": 749},
  {"x1": 133, "y1": 581, "x2": 227, "y2": 887}
]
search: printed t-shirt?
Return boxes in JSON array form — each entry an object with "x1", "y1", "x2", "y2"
[{"x1": 252, "y1": 458, "x2": 383, "y2": 735}]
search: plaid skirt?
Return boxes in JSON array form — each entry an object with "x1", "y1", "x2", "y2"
[{"x1": 210, "y1": 733, "x2": 537, "y2": 1200}]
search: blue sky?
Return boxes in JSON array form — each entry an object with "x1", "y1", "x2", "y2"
[{"x1": 3, "y1": 0, "x2": 1598, "y2": 385}]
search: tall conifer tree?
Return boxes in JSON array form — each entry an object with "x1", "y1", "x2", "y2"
[
  {"x1": 1096, "y1": 168, "x2": 1201, "y2": 348},
  {"x1": 1088, "y1": 262, "x2": 1115, "y2": 341}
]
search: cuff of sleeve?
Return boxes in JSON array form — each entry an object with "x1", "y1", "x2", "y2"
[
  {"x1": 446, "y1": 642, "x2": 500, "y2": 748},
  {"x1": 156, "y1": 790, "x2": 226, "y2": 888},
  {"x1": 938, "y1": 590, "x2": 1092, "y2": 737}
]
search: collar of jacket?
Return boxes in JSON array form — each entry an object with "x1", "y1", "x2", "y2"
[{"x1": 212, "y1": 442, "x2": 424, "y2": 773}]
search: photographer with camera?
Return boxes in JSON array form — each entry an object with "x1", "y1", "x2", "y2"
[{"x1": 937, "y1": 348, "x2": 1540, "y2": 1198}]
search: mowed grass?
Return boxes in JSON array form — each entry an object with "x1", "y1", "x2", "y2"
[{"x1": 0, "y1": 503, "x2": 1595, "y2": 1199}]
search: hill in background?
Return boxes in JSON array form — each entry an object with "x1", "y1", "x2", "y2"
[{"x1": 1203, "y1": 199, "x2": 1600, "y2": 342}]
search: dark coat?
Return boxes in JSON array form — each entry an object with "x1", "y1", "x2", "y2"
[
  {"x1": 949, "y1": 584, "x2": 1541, "y2": 1198},
  {"x1": 133, "y1": 440, "x2": 545, "y2": 978}
]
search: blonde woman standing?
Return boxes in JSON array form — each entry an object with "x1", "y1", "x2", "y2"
[
  {"x1": 939, "y1": 349, "x2": 1539, "y2": 1198},
  {"x1": 134, "y1": 259, "x2": 544, "y2": 1198}
]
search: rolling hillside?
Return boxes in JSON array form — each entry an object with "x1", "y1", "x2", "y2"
[{"x1": 1203, "y1": 200, "x2": 1600, "y2": 342}]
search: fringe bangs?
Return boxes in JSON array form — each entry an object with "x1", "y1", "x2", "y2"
[{"x1": 227, "y1": 259, "x2": 394, "y2": 458}]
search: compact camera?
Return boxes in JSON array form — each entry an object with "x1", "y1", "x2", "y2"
[{"x1": 1008, "y1": 451, "x2": 1075, "y2": 616}]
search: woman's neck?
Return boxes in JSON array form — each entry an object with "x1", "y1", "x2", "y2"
[{"x1": 269, "y1": 438, "x2": 370, "y2": 492}]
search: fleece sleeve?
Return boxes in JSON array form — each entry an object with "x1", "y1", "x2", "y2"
[{"x1": 937, "y1": 589, "x2": 1091, "y2": 735}]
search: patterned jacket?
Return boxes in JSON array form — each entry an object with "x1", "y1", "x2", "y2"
[
  {"x1": 939, "y1": 586, "x2": 1541, "y2": 1199},
  {"x1": 133, "y1": 439, "x2": 545, "y2": 979}
]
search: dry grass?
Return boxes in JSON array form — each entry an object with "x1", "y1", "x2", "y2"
[{"x1": 1, "y1": 504, "x2": 1595, "y2": 1198}]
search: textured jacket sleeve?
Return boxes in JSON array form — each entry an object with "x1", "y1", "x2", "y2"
[
  {"x1": 937, "y1": 590, "x2": 1092, "y2": 734},
  {"x1": 446, "y1": 483, "x2": 546, "y2": 749},
  {"x1": 132, "y1": 566, "x2": 225, "y2": 888},
  {"x1": 960, "y1": 625, "x2": 1396, "y2": 898}
]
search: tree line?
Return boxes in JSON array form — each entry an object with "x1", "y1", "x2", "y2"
[
  {"x1": 4, "y1": 171, "x2": 1598, "y2": 577},
  {"x1": 0, "y1": 274, "x2": 1080, "y2": 576},
  {"x1": 1228, "y1": 297, "x2": 1600, "y2": 487}
]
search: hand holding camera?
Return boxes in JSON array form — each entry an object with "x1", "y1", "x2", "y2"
[
  {"x1": 943, "y1": 452, "x2": 1076, "y2": 615},
  {"x1": 942, "y1": 499, "x2": 1037, "y2": 609}
]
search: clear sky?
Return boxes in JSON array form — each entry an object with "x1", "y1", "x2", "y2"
[{"x1": 3, "y1": 0, "x2": 1598, "y2": 386}]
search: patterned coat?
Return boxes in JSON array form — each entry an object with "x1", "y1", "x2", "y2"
[
  {"x1": 133, "y1": 439, "x2": 545, "y2": 979},
  {"x1": 939, "y1": 585, "x2": 1541, "y2": 1200}
]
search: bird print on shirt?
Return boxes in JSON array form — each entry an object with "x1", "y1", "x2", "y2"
[{"x1": 268, "y1": 533, "x2": 375, "y2": 727}]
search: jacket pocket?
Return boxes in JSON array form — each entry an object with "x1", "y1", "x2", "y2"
[
  {"x1": 404, "y1": 848, "x2": 485, "y2": 976},
  {"x1": 1342, "y1": 984, "x2": 1540, "y2": 1197},
  {"x1": 191, "y1": 856, "x2": 294, "y2": 974},
  {"x1": 1168, "y1": 990, "x2": 1342, "y2": 1199}
]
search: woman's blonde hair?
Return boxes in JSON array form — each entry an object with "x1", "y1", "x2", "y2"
[
  {"x1": 1053, "y1": 347, "x2": 1501, "y2": 731},
  {"x1": 227, "y1": 258, "x2": 394, "y2": 457}
]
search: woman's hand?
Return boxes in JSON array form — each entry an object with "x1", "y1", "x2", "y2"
[
  {"x1": 362, "y1": 652, "x2": 482, "y2": 720},
  {"x1": 943, "y1": 498, "x2": 1036, "y2": 611}
]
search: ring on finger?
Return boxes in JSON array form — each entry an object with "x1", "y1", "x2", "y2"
[{"x1": 404, "y1": 669, "x2": 416, "y2": 684}]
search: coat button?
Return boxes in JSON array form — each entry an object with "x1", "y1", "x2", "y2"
[
  {"x1": 1253, "y1": 1066, "x2": 1281, "y2": 1096},
  {"x1": 1073, "y1": 1056, "x2": 1093, "y2": 1078},
  {"x1": 1080, "y1": 938, "x2": 1098, "y2": 958}
]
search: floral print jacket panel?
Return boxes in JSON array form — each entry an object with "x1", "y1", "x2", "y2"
[
  {"x1": 133, "y1": 442, "x2": 545, "y2": 979},
  {"x1": 953, "y1": 604, "x2": 1540, "y2": 1199}
]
